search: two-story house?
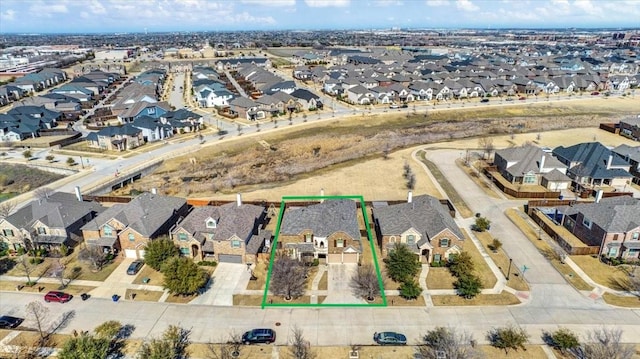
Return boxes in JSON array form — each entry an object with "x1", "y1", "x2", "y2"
[
  {"x1": 372, "y1": 194, "x2": 464, "y2": 264},
  {"x1": 494, "y1": 144, "x2": 571, "y2": 190},
  {"x1": 278, "y1": 199, "x2": 362, "y2": 264},
  {"x1": 81, "y1": 192, "x2": 188, "y2": 258},
  {"x1": 612, "y1": 144, "x2": 640, "y2": 185},
  {"x1": 170, "y1": 195, "x2": 269, "y2": 263},
  {"x1": 0, "y1": 192, "x2": 104, "y2": 252}
]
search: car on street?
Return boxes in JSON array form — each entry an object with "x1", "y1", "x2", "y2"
[
  {"x1": 519, "y1": 96, "x2": 526, "y2": 100},
  {"x1": 389, "y1": 104, "x2": 399, "y2": 109},
  {"x1": 400, "y1": 104, "x2": 408, "y2": 108},
  {"x1": 505, "y1": 97, "x2": 514, "y2": 101},
  {"x1": 374, "y1": 331, "x2": 407, "y2": 345},
  {"x1": 0, "y1": 315, "x2": 24, "y2": 329},
  {"x1": 127, "y1": 260, "x2": 144, "y2": 275},
  {"x1": 591, "y1": 91, "x2": 600, "y2": 95},
  {"x1": 44, "y1": 291, "x2": 72, "y2": 303},
  {"x1": 480, "y1": 98, "x2": 489, "y2": 103},
  {"x1": 242, "y1": 328, "x2": 276, "y2": 344}
]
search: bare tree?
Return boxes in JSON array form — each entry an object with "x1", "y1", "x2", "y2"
[
  {"x1": 289, "y1": 326, "x2": 316, "y2": 359},
  {"x1": 0, "y1": 200, "x2": 16, "y2": 218},
  {"x1": 418, "y1": 326, "x2": 484, "y2": 359},
  {"x1": 78, "y1": 246, "x2": 108, "y2": 271},
  {"x1": 578, "y1": 327, "x2": 635, "y2": 359},
  {"x1": 350, "y1": 264, "x2": 381, "y2": 301},
  {"x1": 25, "y1": 301, "x2": 74, "y2": 347},
  {"x1": 138, "y1": 325, "x2": 191, "y2": 359},
  {"x1": 33, "y1": 187, "x2": 53, "y2": 200},
  {"x1": 206, "y1": 332, "x2": 243, "y2": 359},
  {"x1": 270, "y1": 254, "x2": 307, "y2": 300},
  {"x1": 17, "y1": 255, "x2": 36, "y2": 285},
  {"x1": 478, "y1": 137, "x2": 494, "y2": 161}
]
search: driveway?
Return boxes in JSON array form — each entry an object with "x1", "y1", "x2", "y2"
[
  {"x1": 88, "y1": 258, "x2": 138, "y2": 299},
  {"x1": 323, "y1": 264, "x2": 365, "y2": 304},
  {"x1": 190, "y1": 263, "x2": 249, "y2": 306}
]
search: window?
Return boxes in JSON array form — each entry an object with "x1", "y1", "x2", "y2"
[
  {"x1": 37, "y1": 227, "x2": 46, "y2": 235},
  {"x1": 627, "y1": 249, "x2": 639, "y2": 257},
  {"x1": 231, "y1": 240, "x2": 241, "y2": 248},
  {"x1": 3, "y1": 229, "x2": 14, "y2": 237},
  {"x1": 582, "y1": 218, "x2": 592, "y2": 229},
  {"x1": 147, "y1": 107, "x2": 156, "y2": 115},
  {"x1": 433, "y1": 254, "x2": 441, "y2": 263},
  {"x1": 336, "y1": 239, "x2": 344, "y2": 248},
  {"x1": 407, "y1": 235, "x2": 415, "y2": 245},
  {"x1": 128, "y1": 233, "x2": 135, "y2": 242},
  {"x1": 305, "y1": 234, "x2": 312, "y2": 243},
  {"x1": 389, "y1": 236, "x2": 396, "y2": 243},
  {"x1": 633, "y1": 233, "x2": 639, "y2": 240},
  {"x1": 608, "y1": 247, "x2": 618, "y2": 257},
  {"x1": 206, "y1": 219, "x2": 216, "y2": 229},
  {"x1": 180, "y1": 247, "x2": 190, "y2": 255},
  {"x1": 523, "y1": 174, "x2": 536, "y2": 184},
  {"x1": 440, "y1": 238, "x2": 449, "y2": 248},
  {"x1": 179, "y1": 233, "x2": 188, "y2": 241},
  {"x1": 103, "y1": 226, "x2": 112, "y2": 236}
]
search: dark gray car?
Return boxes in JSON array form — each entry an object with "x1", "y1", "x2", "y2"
[{"x1": 127, "y1": 260, "x2": 144, "y2": 275}]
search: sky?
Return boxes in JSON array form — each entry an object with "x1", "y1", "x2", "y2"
[{"x1": 0, "y1": 0, "x2": 639, "y2": 34}]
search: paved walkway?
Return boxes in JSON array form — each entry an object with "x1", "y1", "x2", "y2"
[{"x1": 310, "y1": 264, "x2": 328, "y2": 304}]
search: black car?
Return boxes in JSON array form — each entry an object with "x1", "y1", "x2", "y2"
[
  {"x1": 0, "y1": 315, "x2": 24, "y2": 329},
  {"x1": 242, "y1": 328, "x2": 276, "y2": 344},
  {"x1": 480, "y1": 98, "x2": 490, "y2": 103},
  {"x1": 127, "y1": 260, "x2": 144, "y2": 275},
  {"x1": 374, "y1": 331, "x2": 407, "y2": 345}
]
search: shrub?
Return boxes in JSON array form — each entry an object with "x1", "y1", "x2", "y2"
[
  {"x1": 29, "y1": 257, "x2": 44, "y2": 265},
  {"x1": 197, "y1": 261, "x2": 218, "y2": 267},
  {"x1": 454, "y1": 274, "x2": 483, "y2": 299},
  {"x1": 399, "y1": 280, "x2": 422, "y2": 300}
]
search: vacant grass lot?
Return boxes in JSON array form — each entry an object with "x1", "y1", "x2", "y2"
[{"x1": 0, "y1": 163, "x2": 64, "y2": 195}]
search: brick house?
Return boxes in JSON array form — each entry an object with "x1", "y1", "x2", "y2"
[
  {"x1": 494, "y1": 144, "x2": 571, "y2": 190},
  {"x1": 560, "y1": 196, "x2": 640, "y2": 260},
  {"x1": 372, "y1": 194, "x2": 464, "y2": 264},
  {"x1": 619, "y1": 117, "x2": 640, "y2": 141},
  {"x1": 0, "y1": 192, "x2": 104, "y2": 252},
  {"x1": 81, "y1": 192, "x2": 188, "y2": 258},
  {"x1": 170, "y1": 195, "x2": 269, "y2": 263},
  {"x1": 278, "y1": 199, "x2": 362, "y2": 264}
]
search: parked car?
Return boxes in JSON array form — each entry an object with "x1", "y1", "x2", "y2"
[
  {"x1": 127, "y1": 260, "x2": 144, "y2": 275},
  {"x1": 591, "y1": 91, "x2": 600, "y2": 96},
  {"x1": 0, "y1": 315, "x2": 24, "y2": 329},
  {"x1": 242, "y1": 328, "x2": 276, "y2": 344},
  {"x1": 374, "y1": 332, "x2": 407, "y2": 345},
  {"x1": 44, "y1": 291, "x2": 72, "y2": 303},
  {"x1": 389, "y1": 104, "x2": 399, "y2": 109},
  {"x1": 518, "y1": 96, "x2": 526, "y2": 100},
  {"x1": 400, "y1": 104, "x2": 408, "y2": 108},
  {"x1": 505, "y1": 98, "x2": 514, "y2": 101},
  {"x1": 480, "y1": 98, "x2": 489, "y2": 103}
]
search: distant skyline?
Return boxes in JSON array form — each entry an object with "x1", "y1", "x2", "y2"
[{"x1": 1, "y1": 0, "x2": 639, "y2": 34}]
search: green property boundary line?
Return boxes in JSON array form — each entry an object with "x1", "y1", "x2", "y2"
[{"x1": 261, "y1": 195, "x2": 387, "y2": 308}]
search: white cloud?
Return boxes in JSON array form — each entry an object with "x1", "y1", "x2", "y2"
[
  {"x1": 28, "y1": 1, "x2": 68, "y2": 14},
  {"x1": 573, "y1": 0, "x2": 599, "y2": 15},
  {"x1": 305, "y1": 0, "x2": 350, "y2": 7},
  {"x1": 374, "y1": 0, "x2": 403, "y2": 6},
  {"x1": 88, "y1": 0, "x2": 107, "y2": 14},
  {"x1": 455, "y1": 0, "x2": 478, "y2": 11},
  {"x1": 240, "y1": 0, "x2": 296, "y2": 6},
  {"x1": 426, "y1": 0, "x2": 449, "y2": 6},
  {"x1": 0, "y1": 9, "x2": 15, "y2": 21}
]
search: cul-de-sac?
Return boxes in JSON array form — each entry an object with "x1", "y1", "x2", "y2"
[{"x1": 1, "y1": 1, "x2": 640, "y2": 358}]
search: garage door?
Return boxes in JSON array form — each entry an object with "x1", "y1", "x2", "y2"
[
  {"x1": 327, "y1": 253, "x2": 341, "y2": 263},
  {"x1": 124, "y1": 249, "x2": 138, "y2": 258},
  {"x1": 138, "y1": 250, "x2": 146, "y2": 259},
  {"x1": 218, "y1": 254, "x2": 243, "y2": 263},
  {"x1": 342, "y1": 253, "x2": 358, "y2": 264}
]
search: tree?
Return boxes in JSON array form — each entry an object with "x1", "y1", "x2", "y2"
[
  {"x1": 488, "y1": 238, "x2": 502, "y2": 252},
  {"x1": 580, "y1": 327, "x2": 634, "y2": 359},
  {"x1": 26, "y1": 301, "x2": 51, "y2": 345},
  {"x1": 454, "y1": 274, "x2": 483, "y2": 299},
  {"x1": 543, "y1": 327, "x2": 579, "y2": 354},
  {"x1": 23, "y1": 150, "x2": 32, "y2": 159},
  {"x1": 34, "y1": 187, "x2": 53, "y2": 201},
  {"x1": 78, "y1": 246, "x2": 108, "y2": 271},
  {"x1": 472, "y1": 217, "x2": 491, "y2": 232},
  {"x1": 448, "y1": 251, "x2": 474, "y2": 278},
  {"x1": 161, "y1": 257, "x2": 208, "y2": 296},
  {"x1": 399, "y1": 279, "x2": 422, "y2": 300},
  {"x1": 17, "y1": 255, "x2": 37, "y2": 285},
  {"x1": 384, "y1": 243, "x2": 421, "y2": 283},
  {"x1": 67, "y1": 157, "x2": 77, "y2": 166},
  {"x1": 144, "y1": 237, "x2": 179, "y2": 271},
  {"x1": 350, "y1": 264, "x2": 381, "y2": 301},
  {"x1": 270, "y1": 254, "x2": 307, "y2": 300},
  {"x1": 487, "y1": 325, "x2": 529, "y2": 354},
  {"x1": 478, "y1": 137, "x2": 494, "y2": 160},
  {"x1": 418, "y1": 326, "x2": 484, "y2": 359},
  {"x1": 58, "y1": 332, "x2": 111, "y2": 359},
  {"x1": 205, "y1": 332, "x2": 242, "y2": 359},
  {"x1": 45, "y1": 155, "x2": 55, "y2": 162},
  {"x1": 138, "y1": 325, "x2": 191, "y2": 359},
  {"x1": 289, "y1": 326, "x2": 316, "y2": 359},
  {"x1": 0, "y1": 200, "x2": 16, "y2": 218}
]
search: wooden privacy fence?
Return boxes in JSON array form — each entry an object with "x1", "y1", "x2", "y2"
[
  {"x1": 484, "y1": 168, "x2": 561, "y2": 199},
  {"x1": 529, "y1": 208, "x2": 599, "y2": 256}
]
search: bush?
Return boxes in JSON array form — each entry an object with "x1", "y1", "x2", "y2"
[
  {"x1": 472, "y1": 216, "x2": 491, "y2": 232},
  {"x1": 399, "y1": 280, "x2": 422, "y2": 300},
  {"x1": 454, "y1": 274, "x2": 483, "y2": 299},
  {"x1": 144, "y1": 238, "x2": 179, "y2": 271},
  {"x1": 197, "y1": 261, "x2": 217, "y2": 267},
  {"x1": 29, "y1": 257, "x2": 44, "y2": 265}
]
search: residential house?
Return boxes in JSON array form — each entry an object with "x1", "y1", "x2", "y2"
[
  {"x1": 619, "y1": 117, "x2": 640, "y2": 142},
  {"x1": 347, "y1": 85, "x2": 374, "y2": 105},
  {"x1": 132, "y1": 116, "x2": 173, "y2": 142},
  {"x1": 87, "y1": 123, "x2": 144, "y2": 151},
  {"x1": 118, "y1": 100, "x2": 171, "y2": 123},
  {"x1": 278, "y1": 199, "x2": 362, "y2": 264},
  {"x1": 81, "y1": 192, "x2": 189, "y2": 258},
  {"x1": 494, "y1": 145, "x2": 571, "y2": 190},
  {"x1": 372, "y1": 194, "x2": 464, "y2": 264},
  {"x1": 612, "y1": 144, "x2": 640, "y2": 185},
  {"x1": 170, "y1": 195, "x2": 269, "y2": 263},
  {"x1": 290, "y1": 89, "x2": 322, "y2": 110},
  {"x1": 553, "y1": 142, "x2": 633, "y2": 188},
  {"x1": 0, "y1": 192, "x2": 104, "y2": 252},
  {"x1": 229, "y1": 97, "x2": 265, "y2": 121},
  {"x1": 559, "y1": 196, "x2": 640, "y2": 260}
]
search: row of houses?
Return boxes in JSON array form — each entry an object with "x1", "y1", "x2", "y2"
[
  {"x1": 0, "y1": 68, "x2": 68, "y2": 106},
  {"x1": 0, "y1": 192, "x2": 468, "y2": 266},
  {"x1": 493, "y1": 142, "x2": 639, "y2": 191}
]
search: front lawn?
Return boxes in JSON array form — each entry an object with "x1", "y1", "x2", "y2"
[
  {"x1": 124, "y1": 288, "x2": 164, "y2": 302},
  {"x1": 569, "y1": 255, "x2": 636, "y2": 291},
  {"x1": 246, "y1": 260, "x2": 268, "y2": 290},
  {"x1": 132, "y1": 265, "x2": 164, "y2": 285},
  {"x1": 602, "y1": 293, "x2": 640, "y2": 308},
  {"x1": 0, "y1": 281, "x2": 95, "y2": 295},
  {"x1": 432, "y1": 292, "x2": 521, "y2": 306}
]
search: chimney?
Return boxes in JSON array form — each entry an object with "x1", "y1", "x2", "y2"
[
  {"x1": 539, "y1": 155, "x2": 546, "y2": 172},
  {"x1": 74, "y1": 186, "x2": 82, "y2": 202},
  {"x1": 236, "y1": 193, "x2": 242, "y2": 207},
  {"x1": 320, "y1": 188, "x2": 324, "y2": 203},
  {"x1": 606, "y1": 154, "x2": 613, "y2": 169},
  {"x1": 595, "y1": 189, "x2": 604, "y2": 203},
  {"x1": 151, "y1": 188, "x2": 157, "y2": 195},
  {"x1": 407, "y1": 191, "x2": 413, "y2": 203}
]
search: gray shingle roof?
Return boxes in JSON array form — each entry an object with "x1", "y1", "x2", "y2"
[
  {"x1": 280, "y1": 199, "x2": 360, "y2": 240},
  {"x1": 496, "y1": 144, "x2": 566, "y2": 177},
  {"x1": 553, "y1": 142, "x2": 633, "y2": 180},
  {"x1": 565, "y1": 196, "x2": 640, "y2": 233},
  {"x1": 6, "y1": 192, "x2": 104, "y2": 230},
  {"x1": 372, "y1": 195, "x2": 464, "y2": 240}
]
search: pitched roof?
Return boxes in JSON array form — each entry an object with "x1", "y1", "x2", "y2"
[
  {"x1": 6, "y1": 192, "x2": 104, "y2": 230},
  {"x1": 280, "y1": 199, "x2": 360, "y2": 240},
  {"x1": 175, "y1": 202, "x2": 264, "y2": 244},
  {"x1": 565, "y1": 196, "x2": 640, "y2": 233},
  {"x1": 372, "y1": 195, "x2": 464, "y2": 240},
  {"x1": 496, "y1": 144, "x2": 566, "y2": 176},
  {"x1": 553, "y1": 142, "x2": 632, "y2": 180}
]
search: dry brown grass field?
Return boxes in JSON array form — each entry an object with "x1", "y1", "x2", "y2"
[{"x1": 114, "y1": 98, "x2": 639, "y2": 201}]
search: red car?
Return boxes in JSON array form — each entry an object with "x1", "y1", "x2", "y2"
[
  {"x1": 518, "y1": 96, "x2": 526, "y2": 100},
  {"x1": 591, "y1": 91, "x2": 600, "y2": 96},
  {"x1": 44, "y1": 291, "x2": 72, "y2": 303}
]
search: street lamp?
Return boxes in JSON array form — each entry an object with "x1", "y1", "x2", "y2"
[{"x1": 506, "y1": 258, "x2": 513, "y2": 280}]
